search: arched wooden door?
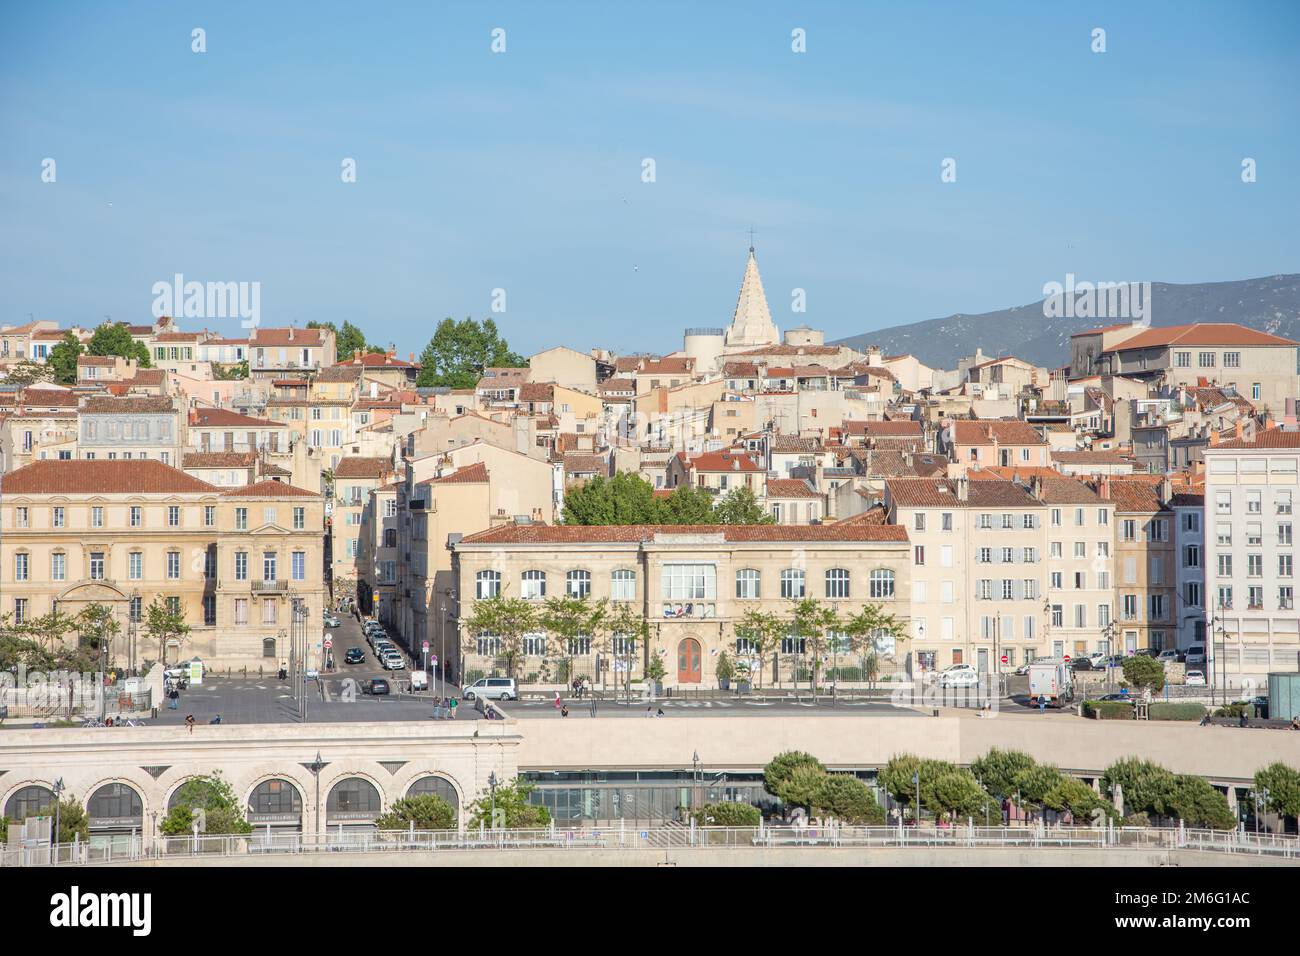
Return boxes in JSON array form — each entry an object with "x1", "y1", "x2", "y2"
[{"x1": 677, "y1": 638, "x2": 702, "y2": 684}]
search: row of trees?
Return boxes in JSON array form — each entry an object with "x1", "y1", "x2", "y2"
[
  {"x1": 561, "y1": 472, "x2": 772, "y2": 525},
  {"x1": 0, "y1": 598, "x2": 191, "y2": 674},
  {"x1": 46, "y1": 322, "x2": 154, "y2": 385}
]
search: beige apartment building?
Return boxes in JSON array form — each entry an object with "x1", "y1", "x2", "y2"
[
  {"x1": 357, "y1": 480, "x2": 400, "y2": 621},
  {"x1": 1110, "y1": 479, "x2": 1176, "y2": 654},
  {"x1": 330, "y1": 455, "x2": 394, "y2": 604},
  {"x1": 0, "y1": 460, "x2": 325, "y2": 668},
  {"x1": 884, "y1": 477, "x2": 1048, "y2": 674},
  {"x1": 451, "y1": 523, "x2": 911, "y2": 689},
  {"x1": 1041, "y1": 477, "x2": 1117, "y2": 659}
]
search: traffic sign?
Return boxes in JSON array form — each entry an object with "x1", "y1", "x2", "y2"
[
  {"x1": 1000, "y1": 654, "x2": 1008, "y2": 664},
  {"x1": 422, "y1": 641, "x2": 429, "y2": 653},
  {"x1": 1064, "y1": 655, "x2": 1071, "y2": 662},
  {"x1": 431, "y1": 655, "x2": 438, "y2": 665},
  {"x1": 324, "y1": 636, "x2": 333, "y2": 649}
]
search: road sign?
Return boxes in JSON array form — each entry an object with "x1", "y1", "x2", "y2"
[
  {"x1": 422, "y1": 641, "x2": 429, "y2": 653},
  {"x1": 1064, "y1": 655, "x2": 1071, "y2": 663},
  {"x1": 431, "y1": 655, "x2": 438, "y2": 665},
  {"x1": 324, "y1": 637, "x2": 333, "y2": 649},
  {"x1": 1000, "y1": 654, "x2": 1008, "y2": 664}
]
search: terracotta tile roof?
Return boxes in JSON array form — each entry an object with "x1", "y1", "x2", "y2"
[
  {"x1": 1052, "y1": 450, "x2": 1133, "y2": 464},
  {"x1": 599, "y1": 378, "x2": 635, "y2": 392},
  {"x1": 732, "y1": 344, "x2": 840, "y2": 358},
  {"x1": 77, "y1": 355, "x2": 118, "y2": 367},
  {"x1": 769, "y1": 435, "x2": 825, "y2": 454},
  {"x1": 951, "y1": 419, "x2": 1046, "y2": 446},
  {"x1": 153, "y1": 331, "x2": 202, "y2": 343},
  {"x1": 259, "y1": 462, "x2": 292, "y2": 477},
  {"x1": 766, "y1": 478, "x2": 821, "y2": 499},
  {"x1": 1170, "y1": 492, "x2": 1205, "y2": 507},
  {"x1": 844, "y1": 420, "x2": 922, "y2": 437},
  {"x1": 340, "y1": 352, "x2": 416, "y2": 368},
  {"x1": 721, "y1": 361, "x2": 759, "y2": 377},
  {"x1": 315, "y1": 365, "x2": 362, "y2": 383},
  {"x1": 968, "y1": 466, "x2": 1061, "y2": 481},
  {"x1": 191, "y1": 407, "x2": 279, "y2": 428},
  {"x1": 249, "y1": 327, "x2": 329, "y2": 347},
  {"x1": 333, "y1": 456, "x2": 394, "y2": 479},
  {"x1": 886, "y1": 477, "x2": 1039, "y2": 508},
  {"x1": 426, "y1": 462, "x2": 489, "y2": 484},
  {"x1": 834, "y1": 505, "x2": 889, "y2": 525},
  {"x1": 80, "y1": 395, "x2": 175, "y2": 414},
  {"x1": 1212, "y1": 427, "x2": 1300, "y2": 449},
  {"x1": 126, "y1": 370, "x2": 167, "y2": 386},
  {"x1": 564, "y1": 454, "x2": 607, "y2": 476},
  {"x1": 680, "y1": 450, "x2": 764, "y2": 473},
  {"x1": 458, "y1": 523, "x2": 908, "y2": 545},
  {"x1": 183, "y1": 451, "x2": 257, "y2": 469},
  {"x1": 519, "y1": 382, "x2": 554, "y2": 403},
  {"x1": 1037, "y1": 476, "x2": 1103, "y2": 505},
  {"x1": 632, "y1": 356, "x2": 693, "y2": 376},
  {"x1": 220, "y1": 480, "x2": 321, "y2": 498},
  {"x1": 19, "y1": 388, "x2": 79, "y2": 407},
  {"x1": 1070, "y1": 324, "x2": 1134, "y2": 337},
  {"x1": 1106, "y1": 480, "x2": 1168, "y2": 513},
  {"x1": 0, "y1": 459, "x2": 216, "y2": 495},
  {"x1": 1104, "y1": 323, "x2": 1299, "y2": 351}
]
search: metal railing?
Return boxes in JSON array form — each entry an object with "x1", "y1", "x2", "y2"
[{"x1": 4, "y1": 822, "x2": 1296, "y2": 867}]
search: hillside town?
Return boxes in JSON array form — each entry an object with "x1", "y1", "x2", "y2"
[{"x1": 2, "y1": 245, "x2": 1297, "y2": 695}]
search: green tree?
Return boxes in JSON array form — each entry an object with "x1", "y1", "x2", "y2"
[
  {"x1": 1011, "y1": 763, "x2": 1066, "y2": 816},
  {"x1": 601, "y1": 602, "x2": 649, "y2": 700},
  {"x1": 659, "y1": 484, "x2": 717, "y2": 524},
  {"x1": 47, "y1": 331, "x2": 84, "y2": 385},
  {"x1": 841, "y1": 603, "x2": 903, "y2": 689},
  {"x1": 144, "y1": 597, "x2": 190, "y2": 668},
  {"x1": 539, "y1": 594, "x2": 606, "y2": 688},
  {"x1": 461, "y1": 594, "x2": 537, "y2": 680},
  {"x1": 1101, "y1": 757, "x2": 1176, "y2": 818},
  {"x1": 789, "y1": 598, "x2": 840, "y2": 697},
  {"x1": 925, "y1": 770, "x2": 996, "y2": 822},
  {"x1": 466, "y1": 779, "x2": 550, "y2": 828},
  {"x1": 1043, "y1": 777, "x2": 1114, "y2": 823},
  {"x1": 54, "y1": 798, "x2": 90, "y2": 843},
  {"x1": 1121, "y1": 655, "x2": 1165, "y2": 691},
  {"x1": 212, "y1": 359, "x2": 249, "y2": 380},
  {"x1": 0, "y1": 611, "x2": 53, "y2": 671},
  {"x1": 375, "y1": 794, "x2": 456, "y2": 831},
  {"x1": 763, "y1": 751, "x2": 827, "y2": 810},
  {"x1": 880, "y1": 755, "x2": 961, "y2": 819},
  {"x1": 159, "y1": 773, "x2": 253, "y2": 835},
  {"x1": 415, "y1": 317, "x2": 525, "y2": 389},
  {"x1": 970, "y1": 749, "x2": 1038, "y2": 801},
  {"x1": 1161, "y1": 774, "x2": 1235, "y2": 830},
  {"x1": 812, "y1": 775, "x2": 886, "y2": 824},
  {"x1": 690, "y1": 802, "x2": 761, "y2": 826},
  {"x1": 736, "y1": 609, "x2": 784, "y2": 689},
  {"x1": 714, "y1": 486, "x2": 774, "y2": 524},
  {"x1": 1253, "y1": 762, "x2": 1300, "y2": 833},
  {"x1": 562, "y1": 472, "x2": 662, "y2": 525},
  {"x1": 21, "y1": 609, "x2": 79, "y2": 660},
  {"x1": 87, "y1": 322, "x2": 150, "y2": 367}
]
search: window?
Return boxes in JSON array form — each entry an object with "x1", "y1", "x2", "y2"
[
  {"x1": 91, "y1": 506, "x2": 103, "y2": 528},
  {"x1": 1175, "y1": 351, "x2": 1191, "y2": 368},
  {"x1": 235, "y1": 507, "x2": 248, "y2": 530},
  {"x1": 1247, "y1": 491, "x2": 1262, "y2": 514},
  {"x1": 476, "y1": 570, "x2": 502, "y2": 600},
  {"x1": 15, "y1": 507, "x2": 28, "y2": 528},
  {"x1": 1280, "y1": 587, "x2": 1294, "y2": 610},
  {"x1": 1098, "y1": 508, "x2": 1109, "y2": 526},
  {"x1": 52, "y1": 507, "x2": 64, "y2": 528},
  {"x1": 779, "y1": 569, "x2": 806, "y2": 599},
  {"x1": 1122, "y1": 594, "x2": 1138, "y2": 620},
  {"x1": 476, "y1": 633, "x2": 502, "y2": 656},
  {"x1": 51, "y1": 552, "x2": 65, "y2": 581},
  {"x1": 1002, "y1": 579, "x2": 1014, "y2": 600},
  {"x1": 523, "y1": 634, "x2": 547, "y2": 656},
  {"x1": 167, "y1": 551, "x2": 181, "y2": 579},
  {"x1": 1278, "y1": 491, "x2": 1293, "y2": 515},
  {"x1": 1051, "y1": 605, "x2": 1063, "y2": 627},
  {"x1": 1002, "y1": 547, "x2": 1014, "y2": 563},
  {"x1": 89, "y1": 551, "x2": 105, "y2": 580},
  {"x1": 735, "y1": 569, "x2": 760, "y2": 600},
  {"x1": 203, "y1": 595, "x2": 217, "y2": 626},
  {"x1": 869, "y1": 569, "x2": 895, "y2": 599},
  {"x1": 292, "y1": 551, "x2": 305, "y2": 581},
  {"x1": 1149, "y1": 595, "x2": 1167, "y2": 620},
  {"x1": 168, "y1": 505, "x2": 180, "y2": 528},
  {"x1": 13, "y1": 598, "x2": 27, "y2": 625},
  {"x1": 1248, "y1": 586, "x2": 1264, "y2": 610},
  {"x1": 941, "y1": 512, "x2": 953, "y2": 531},
  {"x1": 977, "y1": 579, "x2": 992, "y2": 600},
  {"x1": 611, "y1": 569, "x2": 636, "y2": 601},
  {"x1": 262, "y1": 600, "x2": 277, "y2": 624},
  {"x1": 781, "y1": 635, "x2": 806, "y2": 655},
  {"x1": 1217, "y1": 586, "x2": 1233, "y2": 610},
  {"x1": 825, "y1": 568, "x2": 850, "y2": 599},
  {"x1": 234, "y1": 599, "x2": 248, "y2": 625},
  {"x1": 1001, "y1": 514, "x2": 1014, "y2": 529},
  {"x1": 1073, "y1": 542, "x2": 1086, "y2": 559},
  {"x1": 1215, "y1": 492, "x2": 1232, "y2": 514},
  {"x1": 1217, "y1": 554, "x2": 1232, "y2": 576},
  {"x1": 235, "y1": 551, "x2": 248, "y2": 580},
  {"x1": 128, "y1": 551, "x2": 143, "y2": 580},
  {"x1": 914, "y1": 513, "x2": 926, "y2": 532},
  {"x1": 1224, "y1": 351, "x2": 1240, "y2": 368},
  {"x1": 130, "y1": 506, "x2": 142, "y2": 527},
  {"x1": 1281, "y1": 555, "x2": 1293, "y2": 578},
  {"x1": 293, "y1": 507, "x2": 305, "y2": 530},
  {"x1": 566, "y1": 569, "x2": 592, "y2": 598},
  {"x1": 1023, "y1": 514, "x2": 1035, "y2": 530},
  {"x1": 1248, "y1": 554, "x2": 1263, "y2": 577},
  {"x1": 978, "y1": 514, "x2": 992, "y2": 529},
  {"x1": 1198, "y1": 351, "x2": 1215, "y2": 368},
  {"x1": 978, "y1": 548, "x2": 992, "y2": 564},
  {"x1": 14, "y1": 553, "x2": 29, "y2": 581},
  {"x1": 1122, "y1": 519, "x2": 1136, "y2": 542},
  {"x1": 1183, "y1": 545, "x2": 1200, "y2": 568},
  {"x1": 263, "y1": 552, "x2": 278, "y2": 582},
  {"x1": 521, "y1": 570, "x2": 546, "y2": 600},
  {"x1": 914, "y1": 545, "x2": 926, "y2": 566}
]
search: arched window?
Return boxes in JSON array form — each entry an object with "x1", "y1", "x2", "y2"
[
  {"x1": 87, "y1": 783, "x2": 143, "y2": 826},
  {"x1": 327, "y1": 778, "x2": 381, "y2": 817},
  {"x1": 521, "y1": 570, "x2": 546, "y2": 600},
  {"x1": 406, "y1": 775, "x2": 460, "y2": 812},
  {"x1": 248, "y1": 779, "x2": 303, "y2": 816},
  {"x1": 780, "y1": 568, "x2": 806, "y2": 599},
  {"x1": 476, "y1": 570, "x2": 501, "y2": 600},
  {"x1": 610, "y1": 569, "x2": 636, "y2": 601},
  {"x1": 735, "y1": 569, "x2": 760, "y2": 600},
  {"x1": 566, "y1": 570, "x2": 591, "y2": 598},
  {"x1": 4, "y1": 785, "x2": 54, "y2": 821},
  {"x1": 262, "y1": 637, "x2": 277, "y2": 657},
  {"x1": 825, "y1": 568, "x2": 851, "y2": 599},
  {"x1": 869, "y1": 569, "x2": 896, "y2": 599}
]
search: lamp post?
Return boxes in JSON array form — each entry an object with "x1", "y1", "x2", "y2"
[
  {"x1": 307, "y1": 750, "x2": 325, "y2": 841},
  {"x1": 439, "y1": 600, "x2": 447, "y2": 689},
  {"x1": 693, "y1": 751, "x2": 701, "y2": 811},
  {"x1": 913, "y1": 771, "x2": 921, "y2": 825},
  {"x1": 51, "y1": 780, "x2": 65, "y2": 868},
  {"x1": 488, "y1": 771, "x2": 499, "y2": 830},
  {"x1": 1254, "y1": 787, "x2": 1269, "y2": 837}
]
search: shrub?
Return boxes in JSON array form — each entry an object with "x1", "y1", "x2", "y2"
[
  {"x1": 1148, "y1": 702, "x2": 1205, "y2": 722},
  {"x1": 763, "y1": 751, "x2": 827, "y2": 807},
  {"x1": 1084, "y1": 700, "x2": 1134, "y2": 720},
  {"x1": 1213, "y1": 702, "x2": 1254, "y2": 718},
  {"x1": 691, "y1": 802, "x2": 760, "y2": 827},
  {"x1": 1122, "y1": 812, "x2": 1151, "y2": 827},
  {"x1": 811, "y1": 775, "x2": 886, "y2": 824},
  {"x1": 376, "y1": 794, "x2": 456, "y2": 831},
  {"x1": 1121, "y1": 655, "x2": 1165, "y2": 691}
]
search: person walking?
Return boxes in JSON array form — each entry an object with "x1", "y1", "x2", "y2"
[
  {"x1": 645, "y1": 705, "x2": 654, "y2": 718},
  {"x1": 554, "y1": 691, "x2": 563, "y2": 712},
  {"x1": 1038, "y1": 694, "x2": 1047, "y2": 715},
  {"x1": 185, "y1": 714, "x2": 195, "y2": 734},
  {"x1": 448, "y1": 696, "x2": 458, "y2": 720},
  {"x1": 560, "y1": 704, "x2": 569, "y2": 718}
]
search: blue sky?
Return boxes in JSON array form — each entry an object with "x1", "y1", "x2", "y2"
[{"x1": 1, "y1": 1, "x2": 1297, "y2": 356}]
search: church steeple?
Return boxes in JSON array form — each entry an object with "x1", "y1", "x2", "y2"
[{"x1": 725, "y1": 244, "x2": 779, "y2": 348}]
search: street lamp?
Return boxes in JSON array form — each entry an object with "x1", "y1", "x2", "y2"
[
  {"x1": 913, "y1": 771, "x2": 921, "y2": 825},
  {"x1": 488, "y1": 771, "x2": 499, "y2": 830},
  {"x1": 51, "y1": 777, "x2": 65, "y2": 864},
  {"x1": 307, "y1": 751, "x2": 325, "y2": 841},
  {"x1": 693, "y1": 751, "x2": 701, "y2": 811},
  {"x1": 1254, "y1": 786, "x2": 1269, "y2": 837}
]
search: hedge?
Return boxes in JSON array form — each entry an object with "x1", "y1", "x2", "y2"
[
  {"x1": 1148, "y1": 702, "x2": 1206, "y2": 721},
  {"x1": 690, "y1": 802, "x2": 761, "y2": 826},
  {"x1": 1084, "y1": 700, "x2": 1134, "y2": 720}
]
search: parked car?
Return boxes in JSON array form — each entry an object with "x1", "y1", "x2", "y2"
[
  {"x1": 374, "y1": 641, "x2": 397, "y2": 658},
  {"x1": 463, "y1": 677, "x2": 518, "y2": 701},
  {"x1": 324, "y1": 614, "x2": 341, "y2": 628},
  {"x1": 1184, "y1": 644, "x2": 1207, "y2": 666},
  {"x1": 1096, "y1": 692, "x2": 1133, "y2": 702},
  {"x1": 344, "y1": 647, "x2": 365, "y2": 665},
  {"x1": 1087, "y1": 652, "x2": 1109, "y2": 668},
  {"x1": 364, "y1": 678, "x2": 390, "y2": 696},
  {"x1": 1185, "y1": 670, "x2": 1207, "y2": 686},
  {"x1": 381, "y1": 653, "x2": 406, "y2": 671},
  {"x1": 938, "y1": 666, "x2": 980, "y2": 688},
  {"x1": 1068, "y1": 657, "x2": 1094, "y2": 671},
  {"x1": 1155, "y1": 648, "x2": 1183, "y2": 663},
  {"x1": 1014, "y1": 662, "x2": 1032, "y2": 676}
]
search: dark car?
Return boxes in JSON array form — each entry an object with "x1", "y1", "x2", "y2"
[
  {"x1": 364, "y1": 678, "x2": 390, "y2": 696},
  {"x1": 1068, "y1": 658, "x2": 1094, "y2": 671},
  {"x1": 344, "y1": 647, "x2": 365, "y2": 665},
  {"x1": 1096, "y1": 692, "x2": 1133, "y2": 702}
]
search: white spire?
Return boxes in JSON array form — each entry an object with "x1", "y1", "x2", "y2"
[{"x1": 725, "y1": 246, "x2": 780, "y2": 347}]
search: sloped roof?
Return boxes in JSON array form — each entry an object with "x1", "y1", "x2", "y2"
[
  {"x1": 333, "y1": 456, "x2": 393, "y2": 479},
  {"x1": 1212, "y1": 427, "x2": 1300, "y2": 450},
  {"x1": 766, "y1": 478, "x2": 821, "y2": 499},
  {"x1": 0, "y1": 459, "x2": 216, "y2": 495},
  {"x1": 182, "y1": 451, "x2": 257, "y2": 469},
  {"x1": 459, "y1": 523, "x2": 908, "y2": 545},
  {"x1": 951, "y1": 420, "x2": 1046, "y2": 446},
  {"x1": 1104, "y1": 323, "x2": 1299, "y2": 351},
  {"x1": 220, "y1": 480, "x2": 321, "y2": 498}
]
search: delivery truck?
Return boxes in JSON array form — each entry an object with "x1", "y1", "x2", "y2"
[{"x1": 1027, "y1": 659, "x2": 1073, "y2": 707}]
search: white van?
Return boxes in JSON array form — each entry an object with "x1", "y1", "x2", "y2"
[
  {"x1": 409, "y1": 670, "x2": 429, "y2": 691},
  {"x1": 1184, "y1": 643, "x2": 1207, "y2": 666},
  {"x1": 462, "y1": 677, "x2": 517, "y2": 701}
]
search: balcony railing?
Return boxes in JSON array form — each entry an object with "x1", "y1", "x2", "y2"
[{"x1": 252, "y1": 579, "x2": 287, "y2": 593}]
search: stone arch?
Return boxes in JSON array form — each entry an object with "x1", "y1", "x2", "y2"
[
  {"x1": 3, "y1": 781, "x2": 57, "y2": 821},
  {"x1": 391, "y1": 767, "x2": 467, "y2": 825}
]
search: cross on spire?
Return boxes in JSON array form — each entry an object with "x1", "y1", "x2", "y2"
[{"x1": 747, "y1": 225, "x2": 757, "y2": 252}]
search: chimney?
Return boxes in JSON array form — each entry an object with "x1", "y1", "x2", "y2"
[
  {"x1": 1099, "y1": 475, "x2": 1111, "y2": 500},
  {"x1": 355, "y1": 349, "x2": 363, "y2": 361},
  {"x1": 815, "y1": 460, "x2": 825, "y2": 488},
  {"x1": 956, "y1": 476, "x2": 969, "y2": 502},
  {"x1": 1235, "y1": 419, "x2": 1244, "y2": 440},
  {"x1": 1160, "y1": 476, "x2": 1172, "y2": 505},
  {"x1": 288, "y1": 328, "x2": 294, "y2": 341}
]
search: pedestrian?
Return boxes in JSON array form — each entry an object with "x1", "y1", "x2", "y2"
[
  {"x1": 185, "y1": 714, "x2": 195, "y2": 734},
  {"x1": 168, "y1": 687, "x2": 179, "y2": 710},
  {"x1": 1291, "y1": 716, "x2": 1300, "y2": 731},
  {"x1": 1038, "y1": 694, "x2": 1047, "y2": 715},
  {"x1": 645, "y1": 705, "x2": 654, "y2": 718},
  {"x1": 560, "y1": 704, "x2": 569, "y2": 718},
  {"x1": 1239, "y1": 711, "x2": 1249, "y2": 728},
  {"x1": 656, "y1": 707, "x2": 665, "y2": 717},
  {"x1": 554, "y1": 691, "x2": 562, "y2": 712},
  {"x1": 449, "y1": 696, "x2": 458, "y2": 719}
]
